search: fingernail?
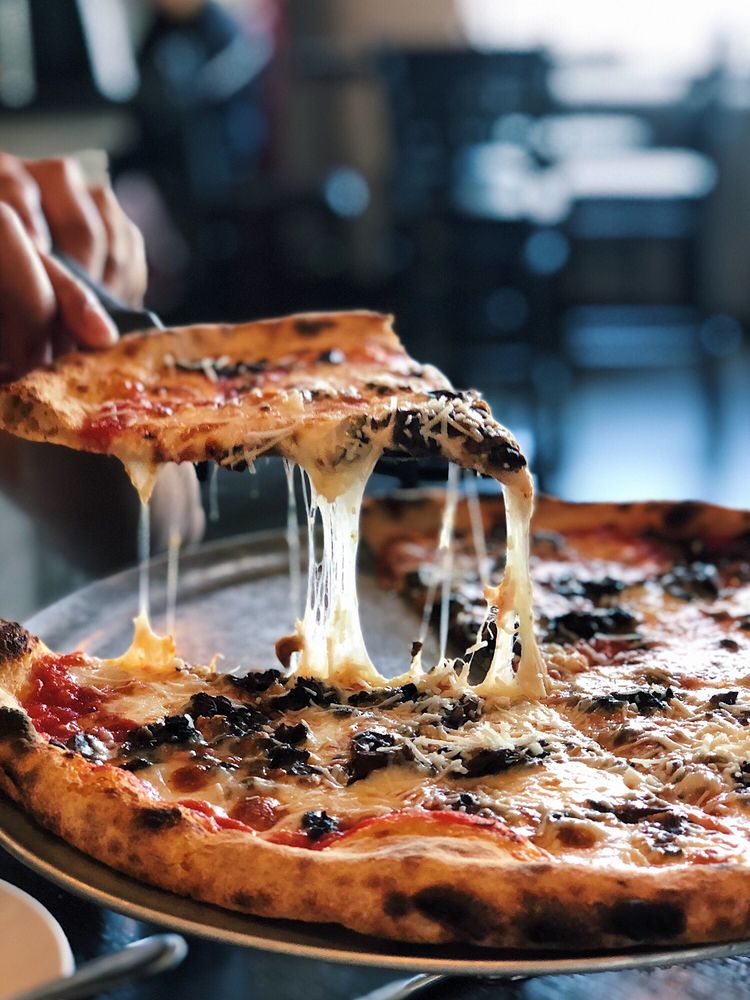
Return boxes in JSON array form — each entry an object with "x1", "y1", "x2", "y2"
[{"x1": 84, "y1": 304, "x2": 118, "y2": 346}]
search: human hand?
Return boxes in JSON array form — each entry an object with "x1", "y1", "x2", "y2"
[{"x1": 0, "y1": 153, "x2": 147, "y2": 381}]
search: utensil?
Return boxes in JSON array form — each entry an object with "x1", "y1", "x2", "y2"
[
  {"x1": 52, "y1": 250, "x2": 163, "y2": 335},
  {"x1": 354, "y1": 974, "x2": 447, "y2": 1000},
  {"x1": 9, "y1": 933, "x2": 187, "y2": 1000}
]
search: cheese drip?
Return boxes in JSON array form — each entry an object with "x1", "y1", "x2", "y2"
[
  {"x1": 284, "y1": 458, "x2": 302, "y2": 620},
  {"x1": 295, "y1": 460, "x2": 382, "y2": 686},
  {"x1": 138, "y1": 498, "x2": 150, "y2": 620},
  {"x1": 476, "y1": 473, "x2": 548, "y2": 699},
  {"x1": 438, "y1": 463, "x2": 460, "y2": 662},
  {"x1": 107, "y1": 611, "x2": 179, "y2": 674},
  {"x1": 165, "y1": 529, "x2": 181, "y2": 636}
]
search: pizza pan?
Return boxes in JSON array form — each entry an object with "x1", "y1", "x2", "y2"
[{"x1": 3, "y1": 532, "x2": 749, "y2": 975}]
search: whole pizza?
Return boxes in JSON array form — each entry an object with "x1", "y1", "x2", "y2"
[{"x1": 1, "y1": 311, "x2": 750, "y2": 951}]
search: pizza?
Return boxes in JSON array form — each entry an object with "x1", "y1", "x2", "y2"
[{"x1": 1, "y1": 311, "x2": 750, "y2": 951}]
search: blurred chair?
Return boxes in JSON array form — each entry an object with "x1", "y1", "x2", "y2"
[{"x1": 378, "y1": 48, "x2": 556, "y2": 465}]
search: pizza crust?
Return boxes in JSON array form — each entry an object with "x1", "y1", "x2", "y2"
[
  {"x1": 0, "y1": 311, "x2": 528, "y2": 497},
  {"x1": 363, "y1": 492, "x2": 750, "y2": 554},
  {"x1": 4, "y1": 493, "x2": 750, "y2": 952}
]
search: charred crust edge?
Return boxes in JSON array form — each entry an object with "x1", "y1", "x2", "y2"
[
  {"x1": 0, "y1": 621, "x2": 32, "y2": 664},
  {"x1": 136, "y1": 806, "x2": 183, "y2": 831},
  {"x1": 0, "y1": 707, "x2": 34, "y2": 745},
  {"x1": 293, "y1": 318, "x2": 336, "y2": 336},
  {"x1": 603, "y1": 900, "x2": 686, "y2": 941},
  {"x1": 411, "y1": 885, "x2": 497, "y2": 941}
]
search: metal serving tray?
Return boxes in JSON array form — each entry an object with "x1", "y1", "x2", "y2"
[{"x1": 2, "y1": 531, "x2": 748, "y2": 976}]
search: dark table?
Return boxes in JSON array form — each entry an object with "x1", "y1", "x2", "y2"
[{"x1": 5, "y1": 848, "x2": 750, "y2": 1000}]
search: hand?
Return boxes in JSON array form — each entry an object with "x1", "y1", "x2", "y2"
[{"x1": 0, "y1": 153, "x2": 147, "y2": 382}]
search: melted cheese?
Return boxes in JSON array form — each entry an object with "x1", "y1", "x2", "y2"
[
  {"x1": 284, "y1": 459, "x2": 302, "y2": 619},
  {"x1": 294, "y1": 463, "x2": 382, "y2": 686},
  {"x1": 138, "y1": 499, "x2": 150, "y2": 620},
  {"x1": 118, "y1": 387, "x2": 549, "y2": 699},
  {"x1": 438, "y1": 463, "x2": 460, "y2": 662},
  {"x1": 475, "y1": 476, "x2": 548, "y2": 699},
  {"x1": 107, "y1": 612, "x2": 181, "y2": 675},
  {"x1": 165, "y1": 529, "x2": 181, "y2": 636}
]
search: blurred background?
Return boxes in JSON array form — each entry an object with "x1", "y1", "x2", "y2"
[{"x1": 2, "y1": 0, "x2": 750, "y2": 618}]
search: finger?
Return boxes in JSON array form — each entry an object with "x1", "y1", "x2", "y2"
[
  {"x1": 25, "y1": 157, "x2": 107, "y2": 280},
  {"x1": 0, "y1": 153, "x2": 50, "y2": 251},
  {"x1": 89, "y1": 184, "x2": 147, "y2": 306},
  {"x1": 40, "y1": 252, "x2": 118, "y2": 349},
  {"x1": 0, "y1": 203, "x2": 55, "y2": 379}
]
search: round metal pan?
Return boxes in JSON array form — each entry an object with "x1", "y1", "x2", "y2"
[{"x1": 2, "y1": 531, "x2": 748, "y2": 975}]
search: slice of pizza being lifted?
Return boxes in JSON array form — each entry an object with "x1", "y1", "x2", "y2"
[{"x1": 0, "y1": 311, "x2": 546, "y2": 697}]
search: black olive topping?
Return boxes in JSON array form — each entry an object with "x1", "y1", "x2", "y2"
[
  {"x1": 709, "y1": 690, "x2": 739, "y2": 707},
  {"x1": 272, "y1": 677, "x2": 338, "y2": 711},
  {"x1": 391, "y1": 408, "x2": 441, "y2": 459},
  {"x1": 734, "y1": 762, "x2": 750, "y2": 790},
  {"x1": 301, "y1": 810, "x2": 339, "y2": 841},
  {"x1": 227, "y1": 669, "x2": 283, "y2": 695},
  {"x1": 348, "y1": 683, "x2": 420, "y2": 707},
  {"x1": 546, "y1": 607, "x2": 639, "y2": 643},
  {"x1": 185, "y1": 693, "x2": 267, "y2": 736},
  {"x1": 719, "y1": 638, "x2": 740, "y2": 652},
  {"x1": 452, "y1": 791, "x2": 483, "y2": 814},
  {"x1": 588, "y1": 799, "x2": 679, "y2": 825},
  {"x1": 124, "y1": 714, "x2": 203, "y2": 752},
  {"x1": 348, "y1": 729, "x2": 406, "y2": 783},
  {"x1": 174, "y1": 358, "x2": 270, "y2": 378},
  {"x1": 440, "y1": 693, "x2": 483, "y2": 730},
  {"x1": 264, "y1": 740, "x2": 313, "y2": 774},
  {"x1": 274, "y1": 721, "x2": 309, "y2": 746},
  {"x1": 583, "y1": 687, "x2": 674, "y2": 714},
  {"x1": 121, "y1": 757, "x2": 152, "y2": 772},
  {"x1": 459, "y1": 744, "x2": 548, "y2": 779},
  {"x1": 659, "y1": 562, "x2": 720, "y2": 601},
  {"x1": 187, "y1": 692, "x2": 234, "y2": 717},
  {"x1": 552, "y1": 575, "x2": 627, "y2": 603},
  {"x1": 66, "y1": 731, "x2": 108, "y2": 762}
]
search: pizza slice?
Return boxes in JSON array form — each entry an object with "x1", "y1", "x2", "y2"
[{"x1": 0, "y1": 311, "x2": 545, "y2": 697}]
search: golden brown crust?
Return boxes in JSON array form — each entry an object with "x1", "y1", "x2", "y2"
[
  {"x1": 362, "y1": 492, "x2": 750, "y2": 554},
  {"x1": 0, "y1": 312, "x2": 527, "y2": 492},
  {"x1": 4, "y1": 488, "x2": 750, "y2": 952}
]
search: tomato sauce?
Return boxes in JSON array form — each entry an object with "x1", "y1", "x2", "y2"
[
  {"x1": 267, "y1": 808, "x2": 530, "y2": 851},
  {"x1": 23, "y1": 656, "x2": 135, "y2": 743},
  {"x1": 177, "y1": 798, "x2": 254, "y2": 833},
  {"x1": 80, "y1": 399, "x2": 177, "y2": 449}
]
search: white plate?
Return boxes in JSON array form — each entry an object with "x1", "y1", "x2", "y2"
[{"x1": 0, "y1": 880, "x2": 74, "y2": 999}]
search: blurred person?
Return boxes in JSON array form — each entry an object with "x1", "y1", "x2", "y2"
[{"x1": 0, "y1": 151, "x2": 204, "y2": 580}]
